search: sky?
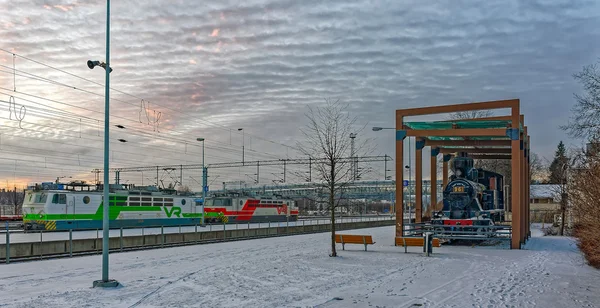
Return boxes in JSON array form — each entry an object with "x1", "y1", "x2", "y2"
[{"x1": 1, "y1": 0, "x2": 599, "y2": 190}]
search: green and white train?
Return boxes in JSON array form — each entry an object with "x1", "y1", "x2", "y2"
[{"x1": 22, "y1": 182, "x2": 204, "y2": 231}]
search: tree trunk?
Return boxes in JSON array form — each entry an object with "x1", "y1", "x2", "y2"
[
  {"x1": 330, "y1": 163, "x2": 337, "y2": 257},
  {"x1": 560, "y1": 192, "x2": 567, "y2": 236}
]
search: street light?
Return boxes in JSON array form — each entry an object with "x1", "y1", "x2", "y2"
[
  {"x1": 197, "y1": 138, "x2": 206, "y2": 200},
  {"x1": 90, "y1": 0, "x2": 118, "y2": 288},
  {"x1": 238, "y1": 128, "x2": 244, "y2": 165},
  {"x1": 372, "y1": 127, "x2": 394, "y2": 131}
]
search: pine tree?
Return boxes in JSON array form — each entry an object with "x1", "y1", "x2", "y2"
[{"x1": 548, "y1": 141, "x2": 568, "y2": 184}]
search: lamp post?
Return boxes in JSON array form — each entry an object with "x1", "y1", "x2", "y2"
[
  {"x1": 89, "y1": 0, "x2": 118, "y2": 288},
  {"x1": 372, "y1": 126, "x2": 411, "y2": 222},
  {"x1": 238, "y1": 128, "x2": 244, "y2": 165},
  {"x1": 197, "y1": 138, "x2": 206, "y2": 200}
]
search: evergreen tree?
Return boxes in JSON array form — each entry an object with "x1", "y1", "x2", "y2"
[{"x1": 548, "y1": 141, "x2": 568, "y2": 184}]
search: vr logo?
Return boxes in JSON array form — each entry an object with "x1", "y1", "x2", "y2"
[{"x1": 164, "y1": 206, "x2": 182, "y2": 218}]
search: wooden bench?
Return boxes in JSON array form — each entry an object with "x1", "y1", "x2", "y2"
[
  {"x1": 395, "y1": 237, "x2": 441, "y2": 253},
  {"x1": 335, "y1": 234, "x2": 375, "y2": 251}
]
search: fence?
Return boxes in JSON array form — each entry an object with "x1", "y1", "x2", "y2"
[
  {"x1": 403, "y1": 223, "x2": 512, "y2": 242},
  {"x1": 530, "y1": 209, "x2": 560, "y2": 224},
  {"x1": 1, "y1": 216, "x2": 394, "y2": 263}
]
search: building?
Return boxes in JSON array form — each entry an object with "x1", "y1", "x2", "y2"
[{"x1": 530, "y1": 184, "x2": 562, "y2": 223}]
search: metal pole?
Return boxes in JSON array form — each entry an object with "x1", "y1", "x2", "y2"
[
  {"x1": 119, "y1": 227, "x2": 123, "y2": 252},
  {"x1": 69, "y1": 229, "x2": 73, "y2": 257},
  {"x1": 96, "y1": 0, "x2": 118, "y2": 287},
  {"x1": 409, "y1": 137, "x2": 412, "y2": 222},
  {"x1": 384, "y1": 155, "x2": 387, "y2": 180},
  {"x1": 101, "y1": 0, "x2": 111, "y2": 283},
  {"x1": 308, "y1": 157, "x2": 312, "y2": 182},
  {"x1": 350, "y1": 133, "x2": 356, "y2": 181},
  {"x1": 5, "y1": 222, "x2": 9, "y2": 264},
  {"x1": 202, "y1": 140, "x2": 205, "y2": 201},
  {"x1": 241, "y1": 129, "x2": 245, "y2": 165},
  {"x1": 283, "y1": 160, "x2": 287, "y2": 183}
]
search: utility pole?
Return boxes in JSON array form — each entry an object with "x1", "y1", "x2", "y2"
[
  {"x1": 350, "y1": 133, "x2": 356, "y2": 181},
  {"x1": 308, "y1": 157, "x2": 312, "y2": 182},
  {"x1": 256, "y1": 161, "x2": 260, "y2": 184},
  {"x1": 238, "y1": 128, "x2": 244, "y2": 165},
  {"x1": 384, "y1": 155, "x2": 388, "y2": 180},
  {"x1": 92, "y1": 0, "x2": 119, "y2": 288},
  {"x1": 283, "y1": 159, "x2": 287, "y2": 183}
]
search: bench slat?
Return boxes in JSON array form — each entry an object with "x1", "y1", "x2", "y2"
[
  {"x1": 335, "y1": 234, "x2": 375, "y2": 245},
  {"x1": 395, "y1": 237, "x2": 441, "y2": 247}
]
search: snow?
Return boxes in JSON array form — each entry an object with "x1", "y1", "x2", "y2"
[{"x1": 0, "y1": 224, "x2": 599, "y2": 308}]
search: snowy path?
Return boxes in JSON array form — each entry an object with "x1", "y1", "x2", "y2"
[{"x1": 0, "y1": 225, "x2": 598, "y2": 308}]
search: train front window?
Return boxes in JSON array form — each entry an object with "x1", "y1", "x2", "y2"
[{"x1": 25, "y1": 193, "x2": 48, "y2": 204}]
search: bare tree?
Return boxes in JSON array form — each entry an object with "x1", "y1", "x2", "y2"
[
  {"x1": 298, "y1": 99, "x2": 370, "y2": 257},
  {"x1": 448, "y1": 110, "x2": 493, "y2": 120},
  {"x1": 563, "y1": 61, "x2": 600, "y2": 139},
  {"x1": 568, "y1": 152, "x2": 600, "y2": 268},
  {"x1": 529, "y1": 152, "x2": 546, "y2": 183}
]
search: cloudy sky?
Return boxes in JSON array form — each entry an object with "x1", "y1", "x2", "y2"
[{"x1": 1, "y1": 0, "x2": 599, "y2": 190}]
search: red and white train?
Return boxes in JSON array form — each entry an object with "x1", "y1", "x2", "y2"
[{"x1": 203, "y1": 194, "x2": 299, "y2": 223}]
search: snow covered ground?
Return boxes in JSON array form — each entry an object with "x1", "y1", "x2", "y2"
[{"x1": 0, "y1": 224, "x2": 598, "y2": 308}]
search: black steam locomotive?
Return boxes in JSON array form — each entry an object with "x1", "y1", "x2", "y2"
[{"x1": 432, "y1": 155, "x2": 505, "y2": 232}]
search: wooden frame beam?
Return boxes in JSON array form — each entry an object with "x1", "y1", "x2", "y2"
[
  {"x1": 396, "y1": 99, "x2": 519, "y2": 117},
  {"x1": 396, "y1": 99, "x2": 528, "y2": 250},
  {"x1": 511, "y1": 103, "x2": 522, "y2": 249},
  {"x1": 405, "y1": 128, "x2": 508, "y2": 137},
  {"x1": 395, "y1": 116, "x2": 404, "y2": 239},
  {"x1": 415, "y1": 147, "x2": 423, "y2": 223},
  {"x1": 425, "y1": 140, "x2": 511, "y2": 147},
  {"x1": 439, "y1": 148, "x2": 511, "y2": 154},
  {"x1": 430, "y1": 151, "x2": 438, "y2": 212},
  {"x1": 439, "y1": 115, "x2": 514, "y2": 122},
  {"x1": 470, "y1": 154, "x2": 512, "y2": 160}
]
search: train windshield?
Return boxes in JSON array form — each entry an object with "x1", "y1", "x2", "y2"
[
  {"x1": 204, "y1": 198, "x2": 232, "y2": 207},
  {"x1": 24, "y1": 192, "x2": 48, "y2": 205}
]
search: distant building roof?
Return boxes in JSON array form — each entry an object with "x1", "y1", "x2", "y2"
[{"x1": 530, "y1": 184, "x2": 561, "y2": 201}]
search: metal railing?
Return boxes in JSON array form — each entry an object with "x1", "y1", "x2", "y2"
[
  {"x1": 403, "y1": 223, "x2": 512, "y2": 241},
  {"x1": 1, "y1": 216, "x2": 395, "y2": 263}
]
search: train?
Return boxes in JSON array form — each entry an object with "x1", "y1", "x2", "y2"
[
  {"x1": 22, "y1": 181, "x2": 298, "y2": 231},
  {"x1": 431, "y1": 155, "x2": 505, "y2": 234}
]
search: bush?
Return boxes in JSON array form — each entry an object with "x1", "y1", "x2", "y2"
[{"x1": 570, "y1": 161, "x2": 600, "y2": 269}]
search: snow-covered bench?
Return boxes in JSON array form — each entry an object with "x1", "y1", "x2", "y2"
[{"x1": 335, "y1": 234, "x2": 375, "y2": 251}]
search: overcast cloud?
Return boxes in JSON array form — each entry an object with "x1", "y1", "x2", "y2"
[{"x1": 1, "y1": 0, "x2": 599, "y2": 189}]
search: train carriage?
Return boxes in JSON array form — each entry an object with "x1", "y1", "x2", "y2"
[
  {"x1": 22, "y1": 182, "x2": 203, "y2": 231},
  {"x1": 203, "y1": 193, "x2": 299, "y2": 223}
]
